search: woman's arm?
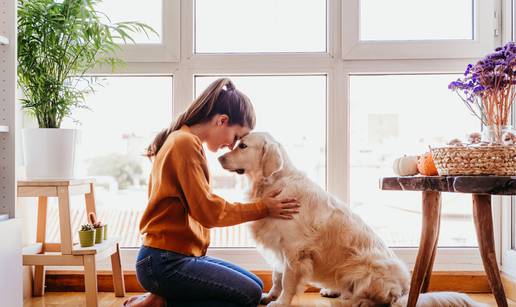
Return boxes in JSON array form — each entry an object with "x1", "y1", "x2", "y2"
[{"x1": 171, "y1": 136, "x2": 269, "y2": 228}]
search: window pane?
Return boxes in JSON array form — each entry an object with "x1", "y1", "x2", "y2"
[
  {"x1": 360, "y1": 0, "x2": 473, "y2": 41},
  {"x1": 95, "y1": 0, "x2": 162, "y2": 44},
  {"x1": 512, "y1": 200, "x2": 516, "y2": 249},
  {"x1": 196, "y1": 75, "x2": 327, "y2": 247},
  {"x1": 195, "y1": 0, "x2": 326, "y2": 53},
  {"x1": 49, "y1": 76, "x2": 173, "y2": 247},
  {"x1": 350, "y1": 74, "x2": 479, "y2": 247}
]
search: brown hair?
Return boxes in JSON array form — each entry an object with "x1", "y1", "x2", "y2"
[{"x1": 146, "y1": 78, "x2": 256, "y2": 158}]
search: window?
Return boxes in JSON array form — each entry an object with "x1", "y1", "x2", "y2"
[
  {"x1": 195, "y1": 0, "x2": 327, "y2": 53},
  {"x1": 500, "y1": 0, "x2": 515, "y2": 277},
  {"x1": 360, "y1": 0, "x2": 473, "y2": 41},
  {"x1": 95, "y1": 0, "x2": 180, "y2": 62},
  {"x1": 19, "y1": 0, "x2": 503, "y2": 272},
  {"x1": 350, "y1": 74, "x2": 479, "y2": 247},
  {"x1": 95, "y1": 0, "x2": 162, "y2": 44},
  {"x1": 343, "y1": 0, "x2": 495, "y2": 59},
  {"x1": 196, "y1": 75, "x2": 327, "y2": 247},
  {"x1": 52, "y1": 76, "x2": 173, "y2": 247}
]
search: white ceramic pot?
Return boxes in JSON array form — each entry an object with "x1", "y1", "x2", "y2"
[{"x1": 22, "y1": 128, "x2": 78, "y2": 179}]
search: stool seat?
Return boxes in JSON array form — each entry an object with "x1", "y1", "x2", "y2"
[{"x1": 72, "y1": 237, "x2": 120, "y2": 256}]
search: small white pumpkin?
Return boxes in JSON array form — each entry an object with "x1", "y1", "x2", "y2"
[{"x1": 393, "y1": 155, "x2": 419, "y2": 176}]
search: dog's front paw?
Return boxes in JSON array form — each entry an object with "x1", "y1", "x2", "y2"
[
  {"x1": 267, "y1": 301, "x2": 290, "y2": 307},
  {"x1": 261, "y1": 293, "x2": 278, "y2": 305},
  {"x1": 352, "y1": 298, "x2": 375, "y2": 307},
  {"x1": 319, "y1": 288, "x2": 341, "y2": 298}
]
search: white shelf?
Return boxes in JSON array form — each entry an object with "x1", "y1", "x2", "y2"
[
  {"x1": 0, "y1": 36, "x2": 8, "y2": 45},
  {"x1": 0, "y1": 125, "x2": 8, "y2": 132}
]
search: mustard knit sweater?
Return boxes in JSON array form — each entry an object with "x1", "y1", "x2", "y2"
[{"x1": 139, "y1": 125, "x2": 268, "y2": 256}]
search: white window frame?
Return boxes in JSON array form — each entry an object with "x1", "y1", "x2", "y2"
[
  {"x1": 342, "y1": 0, "x2": 497, "y2": 60},
  {"x1": 115, "y1": 0, "x2": 180, "y2": 62},
  {"x1": 500, "y1": 0, "x2": 516, "y2": 278},
  {"x1": 77, "y1": 0, "x2": 507, "y2": 272},
  {"x1": 501, "y1": 196, "x2": 516, "y2": 277}
]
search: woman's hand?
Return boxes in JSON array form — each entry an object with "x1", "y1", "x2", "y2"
[{"x1": 262, "y1": 189, "x2": 300, "y2": 220}]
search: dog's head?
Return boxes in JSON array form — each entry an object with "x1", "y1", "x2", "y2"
[{"x1": 218, "y1": 132, "x2": 283, "y2": 178}]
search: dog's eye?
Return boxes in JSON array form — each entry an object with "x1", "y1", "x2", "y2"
[{"x1": 238, "y1": 143, "x2": 247, "y2": 149}]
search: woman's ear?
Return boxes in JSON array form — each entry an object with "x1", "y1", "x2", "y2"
[{"x1": 217, "y1": 114, "x2": 229, "y2": 126}]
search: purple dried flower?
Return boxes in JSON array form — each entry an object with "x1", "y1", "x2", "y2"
[
  {"x1": 464, "y1": 64, "x2": 473, "y2": 76},
  {"x1": 449, "y1": 42, "x2": 516, "y2": 127}
]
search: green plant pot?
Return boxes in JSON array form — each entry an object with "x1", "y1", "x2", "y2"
[
  {"x1": 94, "y1": 226, "x2": 104, "y2": 244},
  {"x1": 79, "y1": 230, "x2": 95, "y2": 247},
  {"x1": 103, "y1": 224, "x2": 108, "y2": 240}
]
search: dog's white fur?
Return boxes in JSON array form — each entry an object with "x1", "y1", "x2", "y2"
[{"x1": 219, "y1": 132, "x2": 487, "y2": 307}]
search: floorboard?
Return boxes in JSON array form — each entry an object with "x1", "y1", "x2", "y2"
[{"x1": 23, "y1": 292, "x2": 516, "y2": 306}]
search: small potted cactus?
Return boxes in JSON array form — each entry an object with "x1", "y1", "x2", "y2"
[
  {"x1": 103, "y1": 222, "x2": 108, "y2": 240},
  {"x1": 89, "y1": 212, "x2": 104, "y2": 244},
  {"x1": 78, "y1": 224, "x2": 95, "y2": 247},
  {"x1": 89, "y1": 210, "x2": 107, "y2": 240}
]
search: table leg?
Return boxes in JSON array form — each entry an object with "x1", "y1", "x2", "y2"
[
  {"x1": 407, "y1": 191, "x2": 441, "y2": 307},
  {"x1": 421, "y1": 213, "x2": 440, "y2": 293},
  {"x1": 472, "y1": 194, "x2": 508, "y2": 307}
]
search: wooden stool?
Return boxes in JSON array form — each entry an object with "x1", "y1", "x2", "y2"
[{"x1": 18, "y1": 179, "x2": 125, "y2": 307}]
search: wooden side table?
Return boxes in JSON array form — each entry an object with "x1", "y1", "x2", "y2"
[
  {"x1": 18, "y1": 179, "x2": 125, "y2": 307},
  {"x1": 381, "y1": 176, "x2": 511, "y2": 307}
]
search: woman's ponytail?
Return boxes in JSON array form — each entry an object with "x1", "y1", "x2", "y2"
[{"x1": 146, "y1": 78, "x2": 255, "y2": 158}]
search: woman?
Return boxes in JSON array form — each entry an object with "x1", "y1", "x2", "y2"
[{"x1": 125, "y1": 78, "x2": 299, "y2": 307}]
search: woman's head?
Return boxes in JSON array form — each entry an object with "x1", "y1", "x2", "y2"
[{"x1": 147, "y1": 78, "x2": 256, "y2": 157}]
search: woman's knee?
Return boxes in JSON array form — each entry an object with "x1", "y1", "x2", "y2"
[
  {"x1": 254, "y1": 274, "x2": 264, "y2": 290},
  {"x1": 135, "y1": 255, "x2": 159, "y2": 293},
  {"x1": 240, "y1": 280, "x2": 262, "y2": 307}
]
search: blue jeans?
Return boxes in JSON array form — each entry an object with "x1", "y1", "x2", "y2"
[{"x1": 136, "y1": 246, "x2": 264, "y2": 307}]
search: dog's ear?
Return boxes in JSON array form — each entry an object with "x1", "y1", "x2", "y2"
[{"x1": 262, "y1": 142, "x2": 283, "y2": 177}]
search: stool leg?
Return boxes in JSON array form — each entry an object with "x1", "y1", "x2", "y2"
[
  {"x1": 57, "y1": 187, "x2": 73, "y2": 255},
  {"x1": 111, "y1": 243, "x2": 125, "y2": 297},
  {"x1": 33, "y1": 266, "x2": 45, "y2": 297},
  {"x1": 85, "y1": 183, "x2": 97, "y2": 217},
  {"x1": 34, "y1": 196, "x2": 48, "y2": 296},
  {"x1": 472, "y1": 194, "x2": 508, "y2": 307},
  {"x1": 84, "y1": 255, "x2": 98, "y2": 307},
  {"x1": 407, "y1": 191, "x2": 441, "y2": 307}
]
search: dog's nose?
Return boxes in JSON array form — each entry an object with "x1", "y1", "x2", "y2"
[{"x1": 218, "y1": 156, "x2": 226, "y2": 164}]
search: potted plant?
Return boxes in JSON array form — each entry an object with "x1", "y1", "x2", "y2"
[
  {"x1": 78, "y1": 224, "x2": 95, "y2": 248},
  {"x1": 17, "y1": 0, "x2": 155, "y2": 179},
  {"x1": 89, "y1": 212, "x2": 104, "y2": 244}
]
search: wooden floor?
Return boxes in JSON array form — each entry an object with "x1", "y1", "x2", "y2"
[{"x1": 23, "y1": 292, "x2": 516, "y2": 307}]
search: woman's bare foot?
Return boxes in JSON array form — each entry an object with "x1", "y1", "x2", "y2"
[{"x1": 123, "y1": 293, "x2": 166, "y2": 307}]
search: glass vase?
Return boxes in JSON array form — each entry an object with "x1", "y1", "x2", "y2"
[{"x1": 482, "y1": 125, "x2": 513, "y2": 144}]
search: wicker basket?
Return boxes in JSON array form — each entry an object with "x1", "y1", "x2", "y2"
[{"x1": 431, "y1": 145, "x2": 516, "y2": 176}]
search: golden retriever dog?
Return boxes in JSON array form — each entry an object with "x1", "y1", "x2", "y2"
[{"x1": 218, "y1": 132, "x2": 487, "y2": 307}]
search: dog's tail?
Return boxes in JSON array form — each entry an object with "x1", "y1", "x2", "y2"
[{"x1": 393, "y1": 292, "x2": 488, "y2": 307}]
